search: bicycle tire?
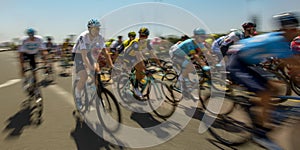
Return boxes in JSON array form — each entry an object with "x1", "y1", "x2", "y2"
[
  {"x1": 199, "y1": 78, "x2": 234, "y2": 115},
  {"x1": 161, "y1": 72, "x2": 183, "y2": 102},
  {"x1": 96, "y1": 87, "x2": 121, "y2": 132},
  {"x1": 148, "y1": 79, "x2": 177, "y2": 119},
  {"x1": 290, "y1": 73, "x2": 300, "y2": 96},
  {"x1": 267, "y1": 70, "x2": 292, "y2": 103},
  {"x1": 72, "y1": 79, "x2": 89, "y2": 112},
  {"x1": 208, "y1": 103, "x2": 253, "y2": 146}
]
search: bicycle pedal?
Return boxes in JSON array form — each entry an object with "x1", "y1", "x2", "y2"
[{"x1": 35, "y1": 97, "x2": 43, "y2": 104}]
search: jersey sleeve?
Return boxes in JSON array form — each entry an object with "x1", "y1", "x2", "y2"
[
  {"x1": 18, "y1": 40, "x2": 26, "y2": 52},
  {"x1": 37, "y1": 38, "x2": 46, "y2": 50},
  {"x1": 147, "y1": 40, "x2": 153, "y2": 50},
  {"x1": 221, "y1": 32, "x2": 239, "y2": 47},
  {"x1": 73, "y1": 36, "x2": 87, "y2": 52},
  {"x1": 99, "y1": 36, "x2": 106, "y2": 49}
]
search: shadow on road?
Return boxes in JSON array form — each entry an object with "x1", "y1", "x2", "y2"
[
  {"x1": 70, "y1": 119, "x2": 123, "y2": 150},
  {"x1": 207, "y1": 138, "x2": 238, "y2": 150},
  {"x1": 130, "y1": 112, "x2": 182, "y2": 139},
  {"x1": 3, "y1": 98, "x2": 43, "y2": 139}
]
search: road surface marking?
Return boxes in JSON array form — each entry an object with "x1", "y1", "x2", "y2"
[{"x1": 0, "y1": 79, "x2": 21, "y2": 88}]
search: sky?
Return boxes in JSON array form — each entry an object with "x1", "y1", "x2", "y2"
[{"x1": 0, "y1": 0, "x2": 299, "y2": 43}]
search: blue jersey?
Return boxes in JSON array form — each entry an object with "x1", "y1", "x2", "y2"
[
  {"x1": 233, "y1": 32, "x2": 293, "y2": 64},
  {"x1": 172, "y1": 39, "x2": 205, "y2": 57}
]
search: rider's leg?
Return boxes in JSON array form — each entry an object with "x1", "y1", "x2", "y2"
[{"x1": 19, "y1": 52, "x2": 25, "y2": 78}]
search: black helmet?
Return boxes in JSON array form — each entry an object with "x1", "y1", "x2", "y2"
[
  {"x1": 128, "y1": 31, "x2": 136, "y2": 37},
  {"x1": 242, "y1": 22, "x2": 256, "y2": 30},
  {"x1": 138, "y1": 27, "x2": 150, "y2": 36},
  {"x1": 273, "y1": 12, "x2": 299, "y2": 29}
]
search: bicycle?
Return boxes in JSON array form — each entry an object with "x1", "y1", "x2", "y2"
[
  {"x1": 206, "y1": 94, "x2": 300, "y2": 149},
  {"x1": 116, "y1": 67, "x2": 177, "y2": 119},
  {"x1": 72, "y1": 71, "x2": 121, "y2": 132},
  {"x1": 200, "y1": 64, "x2": 292, "y2": 115},
  {"x1": 161, "y1": 60, "x2": 227, "y2": 104},
  {"x1": 22, "y1": 64, "x2": 45, "y2": 125},
  {"x1": 59, "y1": 53, "x2": 73, "y2": 77}
]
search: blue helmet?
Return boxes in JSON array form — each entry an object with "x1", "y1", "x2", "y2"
[
  {"x1": 87, "y1": 19, "x2": 101, "y2": 28},
  {"x1": 193, "y1": 28, "x2": 206, "y2": 35},
  {"x1": 26, "y1": 28, "x2": 35, "y2": 36}
]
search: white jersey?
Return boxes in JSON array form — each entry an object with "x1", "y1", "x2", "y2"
[
  {"x1": 211, "y1": 36, "x2": 225, "y2": 53},
  {"x1": 72, "y1": 30, "x2": 106, "y2": 60},
  {"x1": 18, "y1": 35, "x2": 45, "y2": 54},
  {"x1": 213, "y1": 31, "x2": 244, "y2": 49}
]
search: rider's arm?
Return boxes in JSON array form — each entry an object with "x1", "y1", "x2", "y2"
[
  {"x1": 18, "y1": 40, "x2": 26, "y2": 76},
  {"x1": 147, "y1": 40, "x2": 162, "y2": 67},
  {"x1": 192, "y1": 52, "x2": 206, "y2": 66},
  {"x1": 19, "y1": 52, "x2": 25, "y2": 76},
  {"x1": 103, "y1": 47, "x2": 114, "y2": 68}
]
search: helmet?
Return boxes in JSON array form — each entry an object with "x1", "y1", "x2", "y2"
[
  {"x1": 193, "y1": 28, "x2": 206, "y2": 35},
  {"x1": 273, "y1": 12, "x2": 299, "y2": 29},
  {"x1": 291, "y1": 36, "x2": 300, "y2": 52},
  {"x1": 87, "y1": 19, "x2": 101, "y2": 28},
  {"x1": 128, "y1": 31, "x2": 136, "y2": 37},
  {"x1": 242, "y1": 22, "x2": 256, "y2": 29},
  {"x1": 26, "y1": 28, "x2": 35, "y2": 36},
  {"x1": 138, "y1": 27, "x2": 150, "y2": 36}
]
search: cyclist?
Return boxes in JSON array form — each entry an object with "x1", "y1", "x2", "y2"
[
  {"x1": 118, "y1": 31, "x2": 136, "y2": 54},
  {"x1": 211, "y1": 22, "x2": 256, "y2": 61},
  {"x1": 62, "y1": 38, "x2": 73, "y2": 60},
  {"x1": 291, "y1": 35, "x2": 300, "y2": 52},
  {"x1": 44, "y1": 36, "x2": 55, "y2": 74},
  {"x1": 123, "y1": 27, "x2": 161, "y2": 99},
  {"x1": 19, "y1": 28, "x2": 46, "y2": 83},
  {"x1": 226, "y1": 12, "x2": 299, "y2": 149},
  {"x1": 169, "y1": 28, "x2": 211, "y2": 94},
  {"x1": 287, "y1": 36, "x2": 300, "y2": 83},
  {"x1": 73, "y1": 19, "x2": 114, "y2": 109},
  {"x1": 109, "y1": 35, "x2": 123, "y2": 62}
]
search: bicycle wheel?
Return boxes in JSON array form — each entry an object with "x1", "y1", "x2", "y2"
[
  {"x1": 290, "y1": 72, "x2": 300, "y2": 96},
  {"x1": 267, "y1": 70, "x2": 292, "y2": 103},
  {"x1": 72, "y1": 79, "x2": 89, "y2": 112},
  {"x1": 208, "y1": 104, "x2": 253, "y2": 146},
  {"x1": 148, "y1": 79, "x2": 177, "y2": 119},
  {"x1": 161, "y1": 72, "x2": 183, "y2": 102},
  {"x1": 116, "y1": 74, "x2": 134, "y2": 101},
  {"x1": 199, "y1": 78, "x2": 234, "y2": 115},
  {"x1": 96, "y1": 87, "x2": 121, "y2": 132},
  {"x1": 45, "y1": 66, "x2": 56, "y2": 83}
]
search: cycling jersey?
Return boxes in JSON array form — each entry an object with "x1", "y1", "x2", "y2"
[
  {"x1": 19, "y1": 35, "x2": 45, "y2": 54},
  {"x1": 211, "y1": 36, "x2": 225, "y2": 53},
  {"x1": 170, "y1": 39, "x2": 205, "y2": 58},
  {"x1": 110, "y1": 40, "x2": 122, "y2": 53},
  {"x1": 229, "y1": 32, "x2": 293, "y2": 65},
  {"x1": 72, "y1": 30, "x2": 106, "y2": 61},
  {"x1": 212, "y1": 30, "x2": 244, "y2": 56},
  {"x1": 227, "y1": 32, "x2": 294, "y2": 93},
  {"x1": 124, "y1": 38, "x2": 152, "y2": 57},
  {"x1": 72, "y1": 30, "x2": 106, "y2": 73}
]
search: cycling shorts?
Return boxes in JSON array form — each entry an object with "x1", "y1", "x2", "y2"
[{"x1": 227, "y1": 54, "x2": 268, "y2": 93}]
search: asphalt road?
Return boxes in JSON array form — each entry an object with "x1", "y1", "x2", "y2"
[{"x1": 0, "y1": 51, "x2": 299, "y2": 150}]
